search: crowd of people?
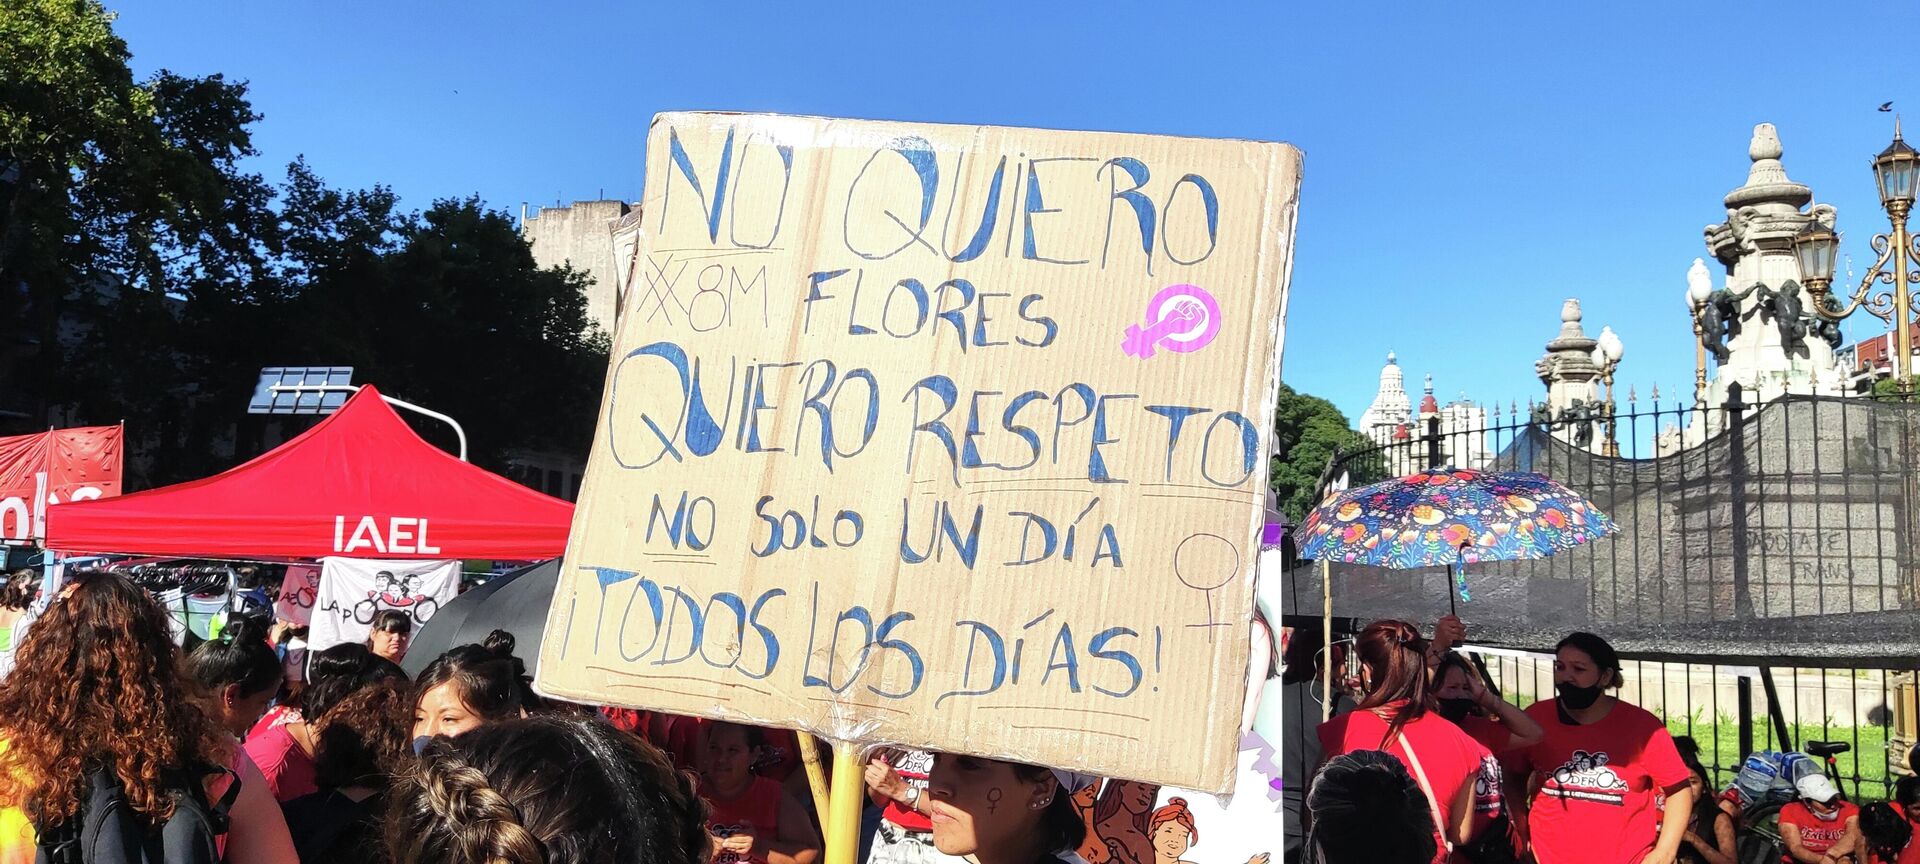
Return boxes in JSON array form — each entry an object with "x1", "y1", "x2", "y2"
[
  {"x1": 1286, "y1": 615, "x2": 1920, "y2": 864},
  {"x1": 0, "y1": 569, "x2": 1102, "y2": 864}
]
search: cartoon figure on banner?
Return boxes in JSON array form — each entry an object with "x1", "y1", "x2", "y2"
[
  {"x1": 1075, "y1": 780, "x2": 1161, "y2": 864},
  {"x1": 1148, "y1": 798, "x2": 1266, "y2": 864},
  {"x1": 1079, "y1": 786, "x2": 1269, "y2": 864},
  {"x1": 353, "y1": 570, "x2": 439, "y2": 625}
]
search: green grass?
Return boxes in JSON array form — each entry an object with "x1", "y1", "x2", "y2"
[{"x1": 1663, "y1": 714, "x2": 1897, "y2": 800}]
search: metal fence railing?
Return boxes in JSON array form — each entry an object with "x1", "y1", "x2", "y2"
[{"x1": 1289, "y1": 384, "x2": 1920, "y2": 800}]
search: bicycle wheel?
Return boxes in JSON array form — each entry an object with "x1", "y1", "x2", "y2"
[{"x1": 1737, "y1": 803, "x2": 1784, "y2": 864}]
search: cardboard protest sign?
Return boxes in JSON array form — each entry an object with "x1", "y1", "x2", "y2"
[
  {"x1": 310, "y1": 557, "x2": 458, "y2": 652},
  {"x1": 536, "y1": 112, "x2": 1297, "y2": 793}
]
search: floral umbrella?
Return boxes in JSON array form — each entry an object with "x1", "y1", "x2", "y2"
[{"x1": 1298, "y1": 467, "x2": 1617, "y2": 614}]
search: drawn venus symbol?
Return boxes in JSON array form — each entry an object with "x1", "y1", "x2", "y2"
[
  {"x1": 1174, "y1": 533, "x2": 1240, "y2": 642},
  {"x1": 1121, "y1": 284, "x2": 1223, "y2": 360}
]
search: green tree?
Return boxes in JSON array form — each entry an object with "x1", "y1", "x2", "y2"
[
  {"x1": 2, "y1": 0, "x2": 279, "y2": 482},
  {"x1": 276, "y1": 167, "x2": 609, "y2": 466},
  {"x1": 1, "y1": 3, "x2": 609, "y2": 485},
  {"x1": 1872, "y1": 375, "x2": 1917, "y2": 401},
  {"x1": 1269, "y1": 382, "x2": 1383, "y2": 522}
]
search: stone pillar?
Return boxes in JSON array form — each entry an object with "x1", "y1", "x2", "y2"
[
  {"x1": 1535, "y1": 299, "x2": 1605, "y2": 452},
  {"x1": 1699, "y1": 124, "x2": 1849, "y2": 411}
]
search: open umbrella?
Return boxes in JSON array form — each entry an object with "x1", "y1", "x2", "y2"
[
  {"x1": 1299, "y1": 467, "x2": 1617, "y2": 614},
  {"x1": 402, "y1": 559, "x2": 559, "y2": 678},
  {"x1": 1296, "y1": 467, "x2": 1615, "y2": 719}
]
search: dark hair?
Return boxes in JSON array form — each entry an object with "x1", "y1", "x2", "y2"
[
  {"x1": 413, "y1": 630, "x2": 540, "y2": 723},
  {"x1": 1434, "y1": 653, "x2": 1478, "y2": 691},
  {"x1": 369, "y1": 609, "x2": 412, "y2": 636},
  {"x1": 385, "y1": 714, "x2": 710, "y2": 864},
  {"x1": 183, "y1": 613, "x2": 282, "y2": 699},
  {"x1": 1555, "y1": 632, "x2": 1622, "y2": 688},
  {"x1": 315, "y1": 679, "x2": 416, "y2": 789},
  {"x1": 1353, "y1": 620, "x2": 1431, "y2": 743},
  {"x1": 1899, "y1": 775, "x2": 1920, "y2": 812},
  {"x1": 1862, "y1": 802, "x2": 1912, "y2": 863},
  {"x1": 0, "y1": 569, "x2": 39, "y2": 611},
  {"x1": 1281, "y1": 619, "x2": 1339, "y2": 686},
  {"x1": 1675, "y1": 748, "x2": 1723, "y2": 841},
  {"x1": 1306, "y1": 750, "x2": 1437, "y2": 864},
  {"x1": 1008, "y1": 763, "x2": 1088, "y2": 854},
  {"x1": 705, "y1": 721, "x2": 766, "y2": 753},
  {"x1": 301, "y1": 642, "x2": 379, "y2": 721}
]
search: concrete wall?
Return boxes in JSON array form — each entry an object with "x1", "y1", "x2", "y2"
[{"x1": 522, "y1": 200, "x2": 632, "y2": 336}]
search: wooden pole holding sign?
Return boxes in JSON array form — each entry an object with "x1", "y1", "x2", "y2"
[
  {"x1": 797, "y1": 734, "x2": 832, "y2": 832},
  {"x1": 826, "y1": 744, "x2": 862, "y2": 864},
  {"x1": 533, "y1": 112, "x2": 1298, "y2": 796}
]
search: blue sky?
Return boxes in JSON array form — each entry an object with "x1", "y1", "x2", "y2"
[{"x1": 114, "y1": 1, "x2": 1913, "y2": 426}]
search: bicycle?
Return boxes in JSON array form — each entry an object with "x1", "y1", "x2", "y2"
[{"x1": 1733, "y1": 740, "x2": 1851, "y2": 864}]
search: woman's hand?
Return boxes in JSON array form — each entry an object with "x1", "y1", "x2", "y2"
[{"x1": 864, "y1": 757, "x2": 908, "y2": 802}]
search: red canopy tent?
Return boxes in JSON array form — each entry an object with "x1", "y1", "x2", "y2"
[{"x1": 45, "y1": 386, "x2": 574, "y2": 560}]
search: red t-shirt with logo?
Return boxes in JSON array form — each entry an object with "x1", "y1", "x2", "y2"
[
  {"x1": 1319, "y1": 707, "x2": 1491, "y2": 864},
  {"x1": 1778, "y1": 800, "x2": 1859, "y2": 862},
  {"x1": 1518, "y1": 699, "x2": 1690, "y2": 864},
  {"x1": 707, "y1": 776, "x2": 785, "y2": 864},
  {"x1": 1448, "y1": 715, "x2": 1519, "y2": 864}
]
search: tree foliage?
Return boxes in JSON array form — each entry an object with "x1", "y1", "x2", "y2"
[
  {"x1": 1269, "y1": 382, "x2": 1383, "y2": 523},
  {"x1": 1, "y1": 1, "x2": 607, "y2": 485}
]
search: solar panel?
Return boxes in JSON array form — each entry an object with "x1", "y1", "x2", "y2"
[{"x1": 247, "y1": 366, "x2": 355, "y2": 414}]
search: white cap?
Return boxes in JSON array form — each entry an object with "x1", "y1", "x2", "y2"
[{"x1": 1796, "y1": 773, "x2": 1840, "y2": 804}]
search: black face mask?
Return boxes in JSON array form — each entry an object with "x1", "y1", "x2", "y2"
[
  {"x1": 1436, "y1": 697, "x2": 1476, "y2": 722},
  {"x1": 1557, "y1": 681, "x2": 1605, "y2": 710}
]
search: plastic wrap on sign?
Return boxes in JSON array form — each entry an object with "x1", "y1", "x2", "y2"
[{"x1": 534, "y1": 112, "x2": 1298, "y2": 795}]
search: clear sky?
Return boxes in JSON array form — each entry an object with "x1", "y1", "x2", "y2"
[{"x1": 113, "y1": 1, "x2": 1915, "y2": 426}]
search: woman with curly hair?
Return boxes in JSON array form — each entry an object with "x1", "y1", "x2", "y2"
[
  {"x1": 385, "y1": 713, "x2": 710, "y2": 864},
  {"x1": 282, "y1": 679, "x2": 415, "y2": 863},
  {"x1": 0, "y1": 569, "x2": 297, "y2": 864}
]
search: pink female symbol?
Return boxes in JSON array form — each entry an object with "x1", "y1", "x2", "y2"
[{"x1": 1121, "y1": 284, "x2": 1222, "y2": 360}]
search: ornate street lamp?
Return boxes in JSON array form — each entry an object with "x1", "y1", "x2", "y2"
[
  {"x1": 1686, "y1": 260, "x2": 1713, "y2": 406},
  {"x1": 1800, "y1": 119, "x2": 1920, "y2": 391},
  {"x1": 1592, "y1": 326, "x2": 1625, "y2": 456}
]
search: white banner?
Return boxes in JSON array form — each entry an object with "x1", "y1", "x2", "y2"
[
  {"x1": 275, "y1": 564, "x2": 321, "y2": 626},
  {"x1": 310, "y1": 557, "x2": 458, "y2": 653}
]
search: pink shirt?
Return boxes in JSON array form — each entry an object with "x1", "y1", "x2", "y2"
[{"x1": 242, "y1": 722, "x2": 318, "y2": 803}]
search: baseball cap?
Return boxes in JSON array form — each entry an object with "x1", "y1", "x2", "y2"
[{"x1": 1796, "y1": 773, "x2": 1841, "y2": 804}]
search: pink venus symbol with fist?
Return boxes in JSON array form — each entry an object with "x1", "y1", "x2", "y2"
[{"x1": 1121, "y1": 284, "x2": 1222, "y2": 360}]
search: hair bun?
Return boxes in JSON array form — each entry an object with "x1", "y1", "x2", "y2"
[
  {"x1": 221, "y1": 613, "x2": 271, "y2": 646},
  {"x1": 1167, "y1": 797, "x2": 1188, "y2": 807},
  {"x1": 482, "y1": 630, "x2": 517, "y2": 659}
]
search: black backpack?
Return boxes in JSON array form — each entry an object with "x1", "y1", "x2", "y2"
[{"x1": 33, "y1": 763, "x2": 239, "y2": 864}]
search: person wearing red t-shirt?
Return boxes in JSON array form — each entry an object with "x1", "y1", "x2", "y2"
[
  {"x1": 1778, "y1": 773, "x2": 1859, "y2": 864},
  {"x1": 701, "y1": 721, "x2": 822, "y2": 864},
  {"x1": 1515, "y1": 632, "x2": 1693, "y2": 864},
  {"x1": 1317, "y1": 619, "x2": 1489, "y2": 864},
  {"x1": 1434, "y1": 653, "x2": 1543, "y2": 864}
]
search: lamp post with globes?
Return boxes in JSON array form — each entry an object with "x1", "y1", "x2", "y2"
[
  {"x1": 1592, "y1": 326, "x2": 1625, "y2": 457},
  {"x1": 1792, "y1": 119, "x2": 1920, "y2": 393},
  {"x1": 1687, "y1": 276, "x2": 1712, "y2": 406}
]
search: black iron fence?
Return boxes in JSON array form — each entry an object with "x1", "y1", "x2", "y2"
[{"x1": 1284, "y1": 385, "x2": 1920, "y2": 799}]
